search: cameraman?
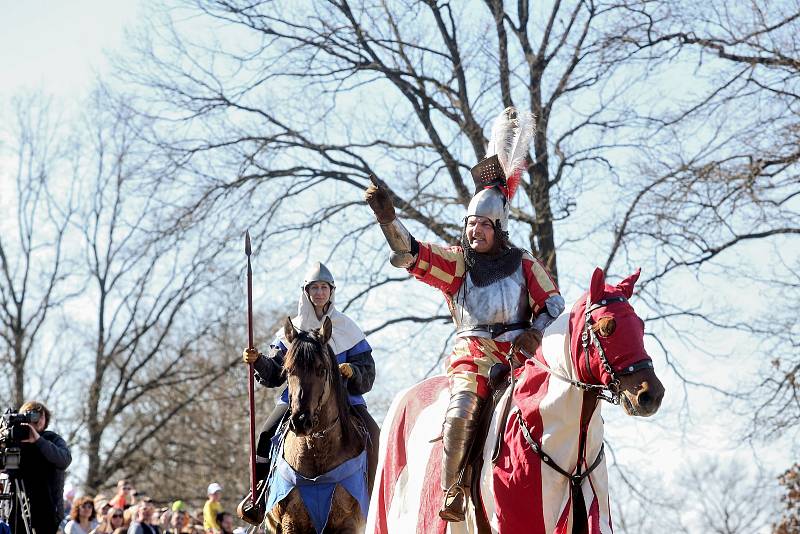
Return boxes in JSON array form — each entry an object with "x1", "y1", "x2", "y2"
[{"x1": 9, "y1": 401, "x2": 72, "y2": 534}]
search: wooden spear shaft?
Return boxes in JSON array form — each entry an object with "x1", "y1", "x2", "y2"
[{"x1": 245, "y1": 231, "x2": 257, "y2": 504}]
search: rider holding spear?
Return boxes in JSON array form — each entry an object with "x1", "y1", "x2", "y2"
[
  {"x1": 239, "y1": 260, "x2": 380, "y2": 524},
  {"x1": 364, "y1": 107, "x2": 565, "y2": 522}
]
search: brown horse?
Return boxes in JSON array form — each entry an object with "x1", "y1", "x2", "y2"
[{"x1": 264, "y1": 317, "x2": 367, "y2": 534}]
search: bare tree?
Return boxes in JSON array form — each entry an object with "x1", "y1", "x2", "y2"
[
  {"x1": 104, "y1": 1, "x2": 800, "y2": 458},
  {"x1": 612, "y1": 456, "x2": 778, "y2": 533},
  {"x1": 116, "y1": 0, "x2": 664, "y2": 292},
  {"x1": 108, "y1": 1, "x2": 800, "y2": 433},
  {"x1": 71, "y1": 88, "x2": 238, "y2": 491},
  {"x1": 0, "y1": 92, "x2": 77, "y2": 408},
  {"x1": 114, "y1": 316, "x2": 266, "y2": 510},
  {"x1": 595, "y1": 0, "x2": 800, "y2": 438}
]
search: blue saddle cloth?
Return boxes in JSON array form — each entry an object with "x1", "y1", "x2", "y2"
[{"x1": 264, "y1": 438, "x2": 369, "y2": 534}]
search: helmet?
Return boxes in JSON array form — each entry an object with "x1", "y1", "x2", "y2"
[
  {"x1": 302, "y1": 261, "x2": 335, "y2": 288},
  {"x1": 465, "y1": 187, "x2": 508, "y2": 231},
  {"x1": 464, "y1": 107, "x2": 535, "y2": 233}
]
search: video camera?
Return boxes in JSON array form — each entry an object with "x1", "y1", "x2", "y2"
[{"x1": 0, "y1": 409, "x2": 40, "y2": 471}]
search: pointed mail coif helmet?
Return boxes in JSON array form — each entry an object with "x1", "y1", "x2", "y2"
[
  {"x1": 465, "y1": 107, "x2": 535, "y2": 233},
  {"x1": 302, "y1": 261, "x2": 335, "y2": 289}
]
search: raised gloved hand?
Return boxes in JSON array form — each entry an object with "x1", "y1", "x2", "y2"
[
  {"x1": 364, "y1": 175, "x2": 396, "y2": 224},
  {"x1": 512, "y1": 328, "x2": 543, "y2": 358},
  {"x1": 242, "y1": 347, "x2": 260, "y2": 365},
  {"x1": 339, "y1": 362, "x2": 354, "y2": 379}
]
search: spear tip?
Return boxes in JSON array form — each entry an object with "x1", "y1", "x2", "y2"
[{"x1": 245, "y1": 230, "x2": 252, "y2": 256}]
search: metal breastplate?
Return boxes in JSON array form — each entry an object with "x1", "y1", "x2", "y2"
[{"x1": 453, "y1": 263, "x2": 531, "y2": 340}]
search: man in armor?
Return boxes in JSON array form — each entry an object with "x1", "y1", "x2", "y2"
[{"x1": 364, "y1": 108, "x2": 565, "y2": 522}]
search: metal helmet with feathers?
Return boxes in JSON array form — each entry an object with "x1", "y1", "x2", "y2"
[{"x1": 466, "y1": 107, "x2": 535, "y2": 232}]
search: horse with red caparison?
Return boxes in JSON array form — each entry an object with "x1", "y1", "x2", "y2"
[{"x1": 367, "y1": 268, "x2": 665, "y2": 534}]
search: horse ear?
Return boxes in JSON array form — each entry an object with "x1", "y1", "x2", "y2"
[
  {"x1": 616, "y1": 268, "x2": 641, "y2": 298},
  {"x1": 284, "y1": 316, "x2": 297, "y2": 343},
  {"x1": 320, "y1": 316, "x2": 333, "y2": 344},
  {"x1": 589, "y1": 267, "x2": 605, "y2": 303}
]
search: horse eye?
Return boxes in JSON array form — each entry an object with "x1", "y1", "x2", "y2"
[{"x1": 593, "y1": 317, "x2": 616, "y2": 337}]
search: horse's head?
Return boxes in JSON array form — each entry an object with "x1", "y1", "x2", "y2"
[
  {"x1": 283, "y1": 316, "x2": 339, "y2": 435},
  {"x1": 571, "y1": 268, "x2": 665, "y2": 416}
]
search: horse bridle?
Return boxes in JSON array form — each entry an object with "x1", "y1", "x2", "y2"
[
  {"x1": 309, "y1": 414, "x2": 340, "y2": 440},
  {"x1": 581, "y1": 294, "x2": 653, "y2": 404},
  {"x1": 291, "y1": 331, "x2": 336, "y2": 436},
  {"x1": 522, "y1": 293, "x2": 653, "y2": 404}
]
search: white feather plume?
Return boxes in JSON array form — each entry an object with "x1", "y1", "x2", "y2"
[{"x1": 485, "y1": 107, "x2": 536, "y2": 179}]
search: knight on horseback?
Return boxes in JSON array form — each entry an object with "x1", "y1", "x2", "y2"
[
  {"x1": 238, "y1": 262, "x2": 380, "y2": 525},
  {"x1": 365, "y1": 107, "x2": 565, "y2": 522}
]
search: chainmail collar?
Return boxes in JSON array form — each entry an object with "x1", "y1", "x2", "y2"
[{"x1": 462, "y1": 239, "x2": 524, "y2": 287}]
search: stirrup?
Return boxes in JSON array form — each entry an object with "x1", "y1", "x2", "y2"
[
  {"x1": 439, "y1": 484, "x2": 467, "y2": 522},
  {"x1": 236, "y1": 478, "x2": 268, "y2": 526}
]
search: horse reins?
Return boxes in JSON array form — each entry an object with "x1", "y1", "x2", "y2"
[
  {"x1": 309, "y1": 414, "x2": 340, "y2": 440},
  {"x1": 521, "y1": 294, "x2": 654, "y2": 405}
]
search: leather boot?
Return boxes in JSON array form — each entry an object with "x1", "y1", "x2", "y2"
[{"x1": 439, "y1": 391, "x2": 483, "y2": 522}]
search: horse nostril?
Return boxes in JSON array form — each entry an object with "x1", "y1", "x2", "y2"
[
  {"x1": 290, "y1": 412, "x2": 311, "y2": 433},
  {"x1": 638, "y1": 392, "x2": 652, "y2": 407}
]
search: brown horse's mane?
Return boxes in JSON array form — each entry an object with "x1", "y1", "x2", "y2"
[{"x1": 283, "y1": 331, "x2": 362, "y2": 450}]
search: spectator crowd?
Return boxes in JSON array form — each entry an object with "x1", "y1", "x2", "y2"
[{"x1": 58, "y1": 479, "x2": 250, "y2": 534}]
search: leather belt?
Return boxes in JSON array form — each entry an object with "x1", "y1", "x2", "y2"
[{"x1": 456, "y1": 321, "x2": 530, "y2": 339}]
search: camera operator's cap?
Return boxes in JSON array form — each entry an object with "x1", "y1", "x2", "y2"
[
  {"x1": 171, "y1": 500, "x2": 186, "y2": 512},
  {"x1": 207, "y1": 482, "x2": 222, "y2": 495}
]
